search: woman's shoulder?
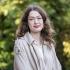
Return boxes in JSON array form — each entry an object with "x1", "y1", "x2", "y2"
[
  {"x1": 14, "y1": 36, "x2": 27, "y2": 48},
  {"x1": 15, "y1": 36, "x2": 25, "y2": 42}
]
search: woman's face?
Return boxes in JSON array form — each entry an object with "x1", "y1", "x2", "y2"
[{"x1": 28, "y1": 10, "x2": 44, "y2": 33}]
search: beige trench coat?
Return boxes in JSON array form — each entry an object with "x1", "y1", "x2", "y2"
[{"x1": 14, "y1": 32, "x2": 62, "y2": 70}]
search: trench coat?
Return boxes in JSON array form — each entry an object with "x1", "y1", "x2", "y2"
[{"x1": 14, "y1": 32, "x2": 62, "y2": 70}]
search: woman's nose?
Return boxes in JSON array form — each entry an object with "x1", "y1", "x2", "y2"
[{"x1": 34, "y1": 18, "x2": 38, "y2": 24}]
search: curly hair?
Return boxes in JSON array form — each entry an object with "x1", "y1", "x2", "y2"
[{"x1": 16, "y1": 4, "x2": 55, "y2": 44}]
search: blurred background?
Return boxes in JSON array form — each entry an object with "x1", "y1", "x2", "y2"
[{"x1": 0, "y1": 0, "x2": 70, "y2": 70}]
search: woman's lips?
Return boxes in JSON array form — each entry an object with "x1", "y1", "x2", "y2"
[{"x1": 33, "y1": 25, "x2": 40, "y2": 28}]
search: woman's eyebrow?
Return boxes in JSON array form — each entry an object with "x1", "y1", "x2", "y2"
[{"x1": 28, "y1": 16, "x2": 42, "y2": 18}]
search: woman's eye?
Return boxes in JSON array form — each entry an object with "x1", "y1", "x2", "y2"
[
  {"x1": 30, "y1": 19, "x2": 33, "y2": 20},
  {"x1": 37, "y1": 17, "x2": 42, "y2": 19},
  {"x1": 28, "y1": 18, "x2": 34, "y2": 20}
]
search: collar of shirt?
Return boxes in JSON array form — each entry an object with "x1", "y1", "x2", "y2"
[{"x1": 23, "y1": 32, "x2": 50, "y2": 46}]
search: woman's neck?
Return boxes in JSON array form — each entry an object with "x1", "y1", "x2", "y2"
[{"x1": 30, "y1": 32, "x2": 41, "y2": 43}]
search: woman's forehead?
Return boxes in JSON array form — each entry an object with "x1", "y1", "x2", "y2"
[{"x1": 28, "y1": 10, "x2": 42, "y2": 17}]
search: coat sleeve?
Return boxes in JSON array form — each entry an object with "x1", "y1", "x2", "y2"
[
  {"x1": 14, "y1": 38, "x2": 32, "y2": 70},
  {"x1": 51, "y1": 44, "x2": 62, "y2": 70}
]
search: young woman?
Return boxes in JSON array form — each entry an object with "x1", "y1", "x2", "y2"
[{"x1": 14, "y1": 4, "x2": 62, "y2": 70}]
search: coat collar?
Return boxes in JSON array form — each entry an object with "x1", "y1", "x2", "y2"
[
  {"x1": 23, "y1": 32, "x2": 52, "y2": 48},
  {"x1": 24, "y1": 32, "x2": 35, "y2": 45}
]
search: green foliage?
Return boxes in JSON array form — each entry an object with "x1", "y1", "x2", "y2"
[{"x1": 0, "y1": 0, "x2": 70, "y2": 70}]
